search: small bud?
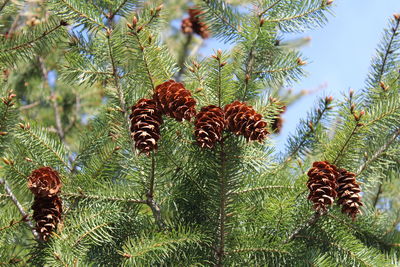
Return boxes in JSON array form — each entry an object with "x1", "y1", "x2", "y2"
[
  {"x1": 393, "y1": 13, "x2": 400, "y2": 21},
  {"x1": 220, "y1": 62, "x2": 227, "y2": 67},
  {"x1": 308, "y1": 121, "x2": 314, "y2": 131},
  {"x1": 325, "y1": 96, "x2": 333, "y2": 104},
  {"x1": 217, "y1": 49, "x2": 222, "y2": 57},
  {"x1": 106, "y1": 28, "x2": 112, "y2": 37},
  {"x1": 297, "y1": 58, "x2": 306, "y2": 66},
  {"x1": 156, "y1": 4, "x2": 163, "y2": 12},
  {"x1": 211, "y1": 55, "x2": 218, "y2": 60},
  {"x1": 195, "y1": 87, "x2": 203, "y2": 93},
  {"x1": 114, "y1": 146, "x2": 121, "y2": 151},
  {"x1": 259, "y1": 18, "x2": 265, "y2": 27},
  {"x1": 127, "y1": 23, "x2": 133, "y2": 30},
  {"x1": 2, "y1": 158, "x2": 13, "y2": 165},
  {"x1": 326, "y1": 0, "x2": 334, "y2": 5},
  {"x1": 150, "y1": 9, "x2": 154, "y2": 16},
  {"x1": 357, "y1": 123, "x2": 365, "y2": 127},
  {"x1": 349, "y1": 89, "x2": 354, "y2": 97},
  {"x1": 379, "y1": 81, "x2": 388, "y2": 91},
  {"x1": 360, "y1": 110, "x2": 365, "y2": 117},
  {"x1": 25, "y1": 157, "x2": 33, "y2": 162},
  {"x1": 350, "y1": 103, "x2": 356, "y2": 113},
  {"x1": 148, "y1": 35, "x2": 153, "y2": 44},
  {"x1": 136, "y1": 26, "x2": 143, "y2": 33},
  {"x1": 122, "y1": 253, "x2": 132, "y2": 258},
  {"x1": 132, "y1": 16, "x2": 138, "y2": 28},
  {"x1": 60, "y1": 20, "x2": 69, "y2": 26},
  {"x1": 245, "y1": 74, "x2": 250, "y2": 81},
  {"x1": 193, "y1": 61, "x2": 200, "y2": 68},
  {"x1": 0, "y1": 131, "x2": 8, "y2": 136},
  {"x1": 188, "y1": 67, "x2": 195, "y2": 73}
]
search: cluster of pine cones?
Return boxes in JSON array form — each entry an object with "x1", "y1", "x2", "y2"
[
  {"x1": 307, "y1": 161, "x2": 363, "y2": 219},
  {"x1": 129, "y1": 80, "x2": 269, "y2": 154},
  {"x1": 181, "y1": 8, "x2": 210, "y2": 39},
  {"x1": 28, "y1": 167, "x2": 63, "y2": 241}
]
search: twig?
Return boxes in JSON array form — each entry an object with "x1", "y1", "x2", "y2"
[
  {"x1": 356, "y1": 128, "x2": 400, "y2": 175},
  {"x1": 146, "y1": 154, "x2": 165, "y2": 230},
  {"x1": 175, "y1": 34, "x2": 193, "y2": 81},
  {"x1": 332, "y1": 122, "x2": 360, "y2": 165},
  {"x1": 0, "y1": 178, "x2": 40, "y2": 240},
  {"x1": 0, "y1": 218, "x2": 25, "y2": 232},
  {"x1": 19, "y1": 101, "x2": 40, "y2": 111},
  {"x1": 0, "y1": 0, "x2": 11, "y2": 13},
  {"x1": 284, "y1": 211, "x2": 322, "y2": 243},
  {"x1": 62, "y1": 192, "x2": 146, "y2": 204},
  {"x1": 258, "y1": 0, "x2": 283, "y2": 17}
]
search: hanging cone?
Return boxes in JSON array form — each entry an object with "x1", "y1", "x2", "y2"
[
  {"x1": 28, "y1": 167, "x2": 62, "y2": 197},
  {"x1": 224, "y1": 101, "x2": 269, "y2": 142},
  {"x1": 194, "y1": 105, "x2": 225, "y2": 148},
  {"x1": 32, "y1": 195, "x2": 63, "y2": 241},
  {"x1": 181, "y1": 8, "x2": 210, "y2": 39},
  {"x1": 129, "y1": 98, "x2": 163, "y2": 155},
  {"x1": 307, "y1": 161, "x2": 338, "y2": 213},
  {"x1": 271, "y1": 105, "x2": 286, "y2": 133},
  {"x1": 153, "y1": 80, "x2": 196, "y2": 122},
  {"x1": 337, "y1": 168, "x2": 363, "y2": 219}
]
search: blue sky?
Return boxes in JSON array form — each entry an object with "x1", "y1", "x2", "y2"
[{"x1": 199, "y1": 0, "x2": 399, "y2": 152}]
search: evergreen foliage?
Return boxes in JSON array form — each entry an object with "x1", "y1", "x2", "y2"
[{"x1": 0, "y1": 0, "x2": 399, "y2": 266}]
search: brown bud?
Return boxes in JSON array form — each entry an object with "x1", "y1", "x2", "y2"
[
  {"x1": 2, "y1": 158, "x2": 13, "y2": 165},
  {"x1": 132, "y1": 16, "x2": 138, "y2": 27},
  {"x1": 220, "y1": 62, "x2": 227, "y2": 67},
  {"x1": 136, "y1": 26, "x2": 143, "y2": 33},
  {"x1": 19, "y1": 123, "x2": 30, "y2": 130},
  {"x1": 106, "y1": 28, "x2": 112, "y2": 36},
  {"x1": 0, "y1": 131, "x2": 8, "y2": 136},
  {"x1": 360, "y1": 110, "x2": 365, "y2": 117},
  {"x1": 25, "y1": 157, "x2": 33, "y2": 162},
  {"x1": 259, "y1": 18, "x2": 265, "y2": 27},
  {"x1": 195, "y1": 87, "x2": 203, "y2": 93},
  {"x1": 350, "y1": 104, "x2": 356, "y2": 113},
  {"x1": 217, "y1": 49, "x2": 222, "y2": 57},
  {"x1": 393, "y1": 13, "x2": 400, "y2": 21},
  {"x1": 156, "y1": 4, "x2": 163, "y2": 12},
  {"x1": 349, "y1": 89, "x2": 354, "y2": 97},
  {"x1": 245, "y1": 74, "x2": 250, "y2": 81},
  {"x1": 127, "y1": 23, "x2": 134, "y2": 30},
  {"x1": 308, "y1": 121, "x2": 314, "y2": 131},
  {"x1": 379, "y1": 81, "x2": 388, "y2": 91},
  {"x1": 188, "y1": 67, "x2": 195, "y2": 73},
  {"x1": 325, "y1": 96, "x2": 333, "y2": 104},
  {"x1": 114, "y1": 146, "x2": 121, "y2": 151},
  {"x1": 297, "y1": 58, "x2": 306, "y2": 65},
  {"x1": 326, "y1": 0, "x2": 334, "y2": 5}
]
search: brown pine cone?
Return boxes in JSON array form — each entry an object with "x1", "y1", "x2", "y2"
[
  {"x1": 129, "y1": 98, "x2": 163, "y2": 155},
  {"x1": 181, "y1": 8, "x2": 210, "y2": 39},
  {"x1": 181, "y1": 18, "x2": 193, "y2": 34},
  {"x1": 224, "y1": 101, "x2": 269, "y2": 142},
  {"x1": 271, "y1": 105, "x2": 286, "y2": 133},
  {"x1": 337, "y1": 168, "x2": 363, "y2": 219},
  {"x1": 28, "y1": 167, "x2": 62, "y2": 197},
  {"x1": 32, "y1": 195, "x2": 62, "y2": 241},
  {"x1": 194, "y1": 105, "x2": 225, "y2": 148},
  {"x1": 307, "y1": 161, "x2": 339, "y2": 213},
  {"x1": 153, "y1": 80, "x2": 196, "y2": 122}
]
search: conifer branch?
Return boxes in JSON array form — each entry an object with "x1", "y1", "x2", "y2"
[
  {"x1": 146, "y1": 154, "x2": 165, "y2": 230},
  {"x1": 0, "y1": 178, "x2": 40, "y2": 241},
  {"x1": 215, "y1": 141, "x2": 228, "y2": 266},
  {"x1": 202, "y1": 0, "x2": 240, "y2": 35},
  {"x1": 0, "y1": 0, "x2": 10, "y2": 13},
  {"x1": 176, "y1": 35, "x2": 193, "y2": 81},
  {"x1": 0, "y1": 21, "x2": 67, "y2": 53},
  {"x1": 62, "y1": 192, "x2": 147, "y2": 204},
  {"x1": 232, "y1": 185, "x2": 296, "y2": 195},
  {"x1": 375, "y1": 18, "x2": 400, "y2": 84},
  {"x1": 108, "y1": 0, "x2": 129, "y2": 19},
  {"x1": 284, "y1": 211, "x2": 322, "y2": 243},
  {"x1": 58, "y1": 0, "x2": 107, "y2": 30},
  {"x1": 241, "y1": 47, "x2": 255, "y2": 101},
  {"x1": 258, "y1": 0, "x2": 283, "y2": 17},
  {"x1": 225, "y1": 247, "x2": 290, "y2": 255},
  {"x1": 332, "y1": 122, "x2": 361, "y2": 165},
  {"x1": 130, "y1": 31, "x2": 156, "y2": 90},
  {"x1": 0, "y1": 217, "x2": 24, "y2": 232},
  {"x1": 267, "y1": 5, "x2": 327, "y2": 23},
  {"x1": 285, "y1": 97, "x2": 331, "y2": 162},
  {"x1": 356, "y1": 128, "x2": 400, "y2": 176},
  {"x1": 254, "y1": 64, "x2": 300, "y2": 74}
]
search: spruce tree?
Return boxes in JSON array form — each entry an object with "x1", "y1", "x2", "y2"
[{"x1": 0, "y1": 0, "x2": 399, "y2": 266}]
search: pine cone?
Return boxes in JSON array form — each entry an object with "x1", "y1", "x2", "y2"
[
  {"x1": 181, "y1": 18, "x2": 193, "y2": 34},
  {"x1": 32, "y1": 195, "x2": 62, "y2": 241},
  {"x1": 307, "y1": 161, "x2": 339, "y2": 213},
  {"x1": 337, "y1": 168, "x2": 363, "y2": 219},
  {"x1": 224, "y1": 101, "x2": 269, "y2": 142},
  {"x1": 28, "y1": 167, "x2": 62, "y2": 197},
  {"x1": 153, "y1": 80, "x2": 196, "y2": 122},
  {"x1": 194, "y1": 105, "x2": 225, "y2": 148},
  {"x1": 129, "y1": 98, "x2": 163, "y2": 155},
  {"x1": 271, "y1": 105, "x2": 286, "y2": 133},
  {"x1": 181, "y1": 8, "x2": 210, "y2": 39}
]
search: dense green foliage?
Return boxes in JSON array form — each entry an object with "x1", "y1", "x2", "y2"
[{"x1": 0, "y1": 0, "x2": 399, "y2": 266}]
